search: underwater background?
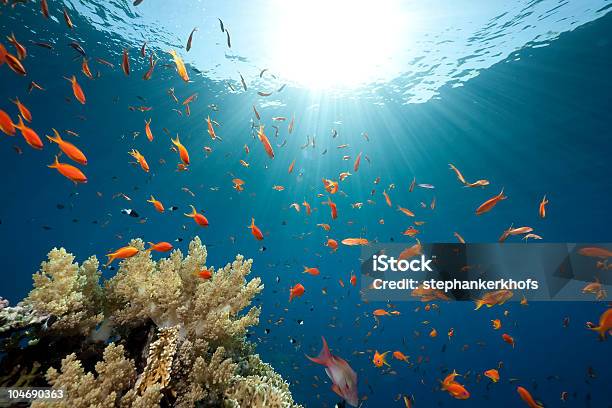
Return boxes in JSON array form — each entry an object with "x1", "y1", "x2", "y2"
[{"x1": 0, "y1": 0, "x2": 611, "y2": 407}]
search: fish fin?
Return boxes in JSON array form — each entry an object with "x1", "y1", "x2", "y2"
[
  {"x1": 47, "y1": 155, "x2": 60, "y2": 169},
  {"x1": 331, "y1": 383, "x2": 343, "y2": 399},
  {"x1": 474, "y1": 300, "x2": 484, "y2": 310},
  {"x1": 306, "y1": 336, "x2": 332, "y2": 366}
]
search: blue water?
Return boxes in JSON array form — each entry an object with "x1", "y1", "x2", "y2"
[{"x1": 1, "y1": 1, "x2": 611, "y2": 407}]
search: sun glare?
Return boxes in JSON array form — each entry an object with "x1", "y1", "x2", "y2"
[{"x1": 270, "y1": 0, "x2": 408, "y2": 90}]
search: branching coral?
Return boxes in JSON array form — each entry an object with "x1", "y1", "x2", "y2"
[
  {"x1": 31, "y1": 343, "x2": 136, "y2": 408},
  {"x1": 105, "y1": 236, "x2": 263, "y2": 347},
  {"x1": 25, "y1": 248, "x2": 104, "y2": 335},
  {"x1": 0, "y1": 237, "x2": 302, "y2": 407}
]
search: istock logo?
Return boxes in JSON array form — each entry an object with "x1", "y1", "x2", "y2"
[{"x1": 372, "y1": 254, "x2": 433, "y2": 272}]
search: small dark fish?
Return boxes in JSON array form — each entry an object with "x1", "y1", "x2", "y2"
[
  {"x1": 289, "y1": 338, "x2": 297, "y2": 345},
  {"x1": 140, "y1": 41, "x2": 147, "y2": 57},
  {"x1": 175, "y1": 237, "x2": 184, "y2": 242},
  {"x1": 96, "y1": 57, "x2": 115, "y2": 68},
  {"x1": 121, "y1": 209, "x2": 139, "y2": 218},
  {"x1": 56, "y1": 204, "x2": 65, "y2": 209},
  {"x1": 258, "y1": 91, "x2": 272, "y2": 97},
  {"x1": 133, "y1": 0, "x2": 144, "y2": 5},
  {"x1": 226, "y1": 29, "x2": 231, "y2": 48},
  {"x1": 322, "y1": 149, "x2": 327, "y2": 155},
  {"x1": 277, "y1": 84, "x2": 286, "y2": 92},
  {"x1": 240, "y1": 73, "x2": 247, "y2": 91},
  {"x1": 297, "y1": 319, "x2": 304, "y2": 325},
  {"x1": 42, "y1": 225, "x2": 52, "y2": 230},
  {"x1": 169, "y1": 206, "x2": 179, "y2": 211},
  {"x1": 69, "y1": 41, "x2": 86, "y2": 56},
  {"x1": 30, "y1": 41, "x2": 53, "y2": 49},
  {"x1": 332, "y1": 129, "x2": 338, "y2": 138},
  {"x1": 186, "y1": 27, "x2": 198, "y2": 52},
  {"x1": 252, "y1": 105, "x2": 260, "y2": 120},
  {"x1": 227, "y1": 82, "x2": 236, "y2": 92},
  {"x1": 259, "y1": 246, "x2": 266, "y2": 252},
  {"x1": 264, "y1": 328, "x2": 270, "y2": 334},
  {"x1": 259, "y1": 68, "x2": 268, "y2": 78},
  {"x1": 218, "y1": 18, "x2": 225, "y2": 32}
]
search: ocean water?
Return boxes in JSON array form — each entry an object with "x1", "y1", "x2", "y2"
[{"x1": 0, "y1": 1, "x2": 611, "y2": 407}]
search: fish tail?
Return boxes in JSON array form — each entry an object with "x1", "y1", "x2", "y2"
[
  {"x1": 474, "y1": 299, "x2": 484, "y2": 310},
  {"x1": 147, "y1": 195, "x2": 155, "y2": 203},
  {"x1": 589, "y1": 325, "x2": 607, "y2": 340},
  {"x1": 499, "y1": 187, "x2": 507, "y2": 199},
  {"x1": 184, "y1": 204, "x2": 196, "y2": 218},
  {"x1": 47, "y1": 155, "x2": 60, "y2": 169},
  {"x1": 105, "y1": 253, "x2": 115, "y2": 267},
  {"x1": 145, "y1": 242, "x2": 154, "y2": 252},
  {"x1": 247, "y1": 217, "x2": 255, "y2": 229},
  {"x1": 145, "y1": 118, "x2": 151, "y2": 125},
  {"x1": 46, "y1": 128, "x2": 62, "y2": 144},
  {"x1": 305, "y1": 336, "x2": 331, "y2": 366},
  {"x1": 62, "y1": 76, "x2": 73, "y2": 83}
]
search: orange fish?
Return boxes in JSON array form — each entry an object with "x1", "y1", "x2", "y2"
[
  {"x1": 11, "y1": 98, "x2": 31, "y2": 122},
  {"x1": 185, "y1": 205, "x2": 209, "y2": 227},
  {"x1": 168, "y1": 49, "x2": 189, "y2": 82},
  {"x1": 0, "y1": 42, "x2": 6, "y2": 66},
  {"x1": 325, "y1": 238, "x2": 338, "y2": 252},
  {"x1": 302, "y1": 201, "x2": 311, "y2": 215},
  {"x1": 145, "y1": 118, "x2": 153, "y2": 142},
  {"x1": 171, "y1": 135, "x2": 190, "y2": 165},
  {"x1": 502, "y1": 333, "x2": 515, "y2": 348},
  {"x1": 289, "y1": 283, "x2": 305, "y2": 302},
  {"x1": 476, "y1": 188, "x2": 507, "y2": 215},
  {"x1": 7, "y1": 33, "x2": 26, "y2": 60},
  {"x1": 484, "y1": 369, "x2": 499, "y2": 383},
  {"x1": 383, "y1": 190, "x2": 392, "y2": 207},
  {"x1": 288, "y1": 159, "x2": 295, "y2": 174},
  {"x1": 317, "y1": 223, "x2": 331, "y2": 231},
  {"x1": 206, "y1": 116, "x2": 217, "y2": 140},
  {"x1": 589, "y1": 308, "x2": 612, "y2": 339},
  {"x1": 491, "y1": 319, "x2": 502, "y2": 330},
  {"x1": 46, "y1": 128, "x2": 87, "y2": 165},
  {"x1": 105, "y1": 245, "x2": 139, "y2": 266},
  {"x1": 354, "y1": 152, "x2": 362, "y2": 172},
  {"x1": 143, "y1": 54, "x2": 156, "y2": 80},
  {"x1": 372, "y1": 351, "x2": 390, "y2": 368},
  {"x1": 248, "y1": 217, "x2": 264, "y2": 240},
  {"x1": 399, "y1": 240, "x2": 422, "y2": 260},
  {"x1": 338, "y1": 278, "x2": 345, "y2": 287},
  {"x1": 146, "y1": 242, "x2": 173, "y2": 252},
  {"x1": 81, "y1": 58, "x2": 93, "y2": 79},
  {"x1": 63, "y1": 8, "x2": 74, "y2": 29},
  {"x1": 303, "y1": 266, "x2": 320, "y2": 276},
  {"x1": 350, "y1": 274, "x2": 357, "y2": 286},
  {"x1": 373, "y1": 309, "x2": 390, "y2": 316},
  {"x1": 14, "y1": 116, "x2": 43, "y2": 149},
  {"x1": 197, "y1": 268, "x2": 213, "y2": 279},
  {"x1": 48, "y1": 156, "x2": 86, "y2": 184},
  {"x1": 402, "y1": 226, "x2": 419, "y2": 237},
  {"x1": 392, "y1": 351, "x2": 409, "y2": 363},
  {"x1": 257, "y1": 125, "x2": 274, "y2": 158},
  {"x1": 397, "y1": 206, "x2": 415, "y2": 217},
  {"x1": 516, "y1": 386, "x2": 543, "y2": 408},
  {"x1": 474, "y1": 290, "x2": 513, "y2": 310},
  {"x1": 429, "y1": 328, "x2": 438, "y2": 338},
  {"x1": 121, "y1": 48, "x2": 130, "y2": 75},
  {"x1": 578, "y1": 247, "x2": 612, "y2": 259},
  {"x1": 147, "y1": 195, "x2": 164, "y2": 213},
  {"x1": 40, "y1": 0, "x2": 51, "y2": 17},
  {"x1": 272, "y1": 185, "x2": 285, "y2": 191},
  {"x1": 129, "y1": 149, "x2": 149, "y2": 172},
  {"x1": 5, "y1": 53, "x2": 26, "y2": 75},
  {"x1": 0, "y1": 109, "x2": 16, "y2": 136},
  {"x1": 442, "y1": 382, "x2": 470, "y2": 400},
  {"x1": 239, "y1": 159, "x2": 249, "y2": 167},
  {"x1": 322, "y1": 178, "x2": 338, "y2": 194},
  {"x1": 323, "y1": 197, "x2": 337, "y2": 220},
  {"x1": 64, "y1": 75, "x2": 85, "y2": 104},
  {"x1": 341, "y1": 238, "x2": 369, "y2": 246}
]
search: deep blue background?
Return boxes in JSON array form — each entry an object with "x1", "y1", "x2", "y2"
[{"x1": 0, "y1": 3, "x2": 610, "y2": 407}]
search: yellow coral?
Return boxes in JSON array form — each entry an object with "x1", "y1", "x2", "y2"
[
  {"x1": 106, "y1": 236, "x2": 263, "y2": 346},
  {"x1": 32, "y1": 343, "x2": 136, "y2": 408},
  {"x1": 135, "y1": 325, "x2": 180, "y2": 393},
  {"x1": 26, "y1": 248, "x2": 104, "y2": 335}
]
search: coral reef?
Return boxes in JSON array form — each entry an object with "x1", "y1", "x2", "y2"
[{"x1": 0, "y1": 237, "x2": 302, "y2": 407}]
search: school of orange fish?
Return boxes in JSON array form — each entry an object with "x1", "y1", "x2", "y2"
[{"x1": 0, "y1": 1, "x2": 611, "y2": 407}]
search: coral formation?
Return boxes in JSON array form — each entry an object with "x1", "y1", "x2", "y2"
[{"x1": 0, "y1": 237, "x2": 302, "y2": 407}]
